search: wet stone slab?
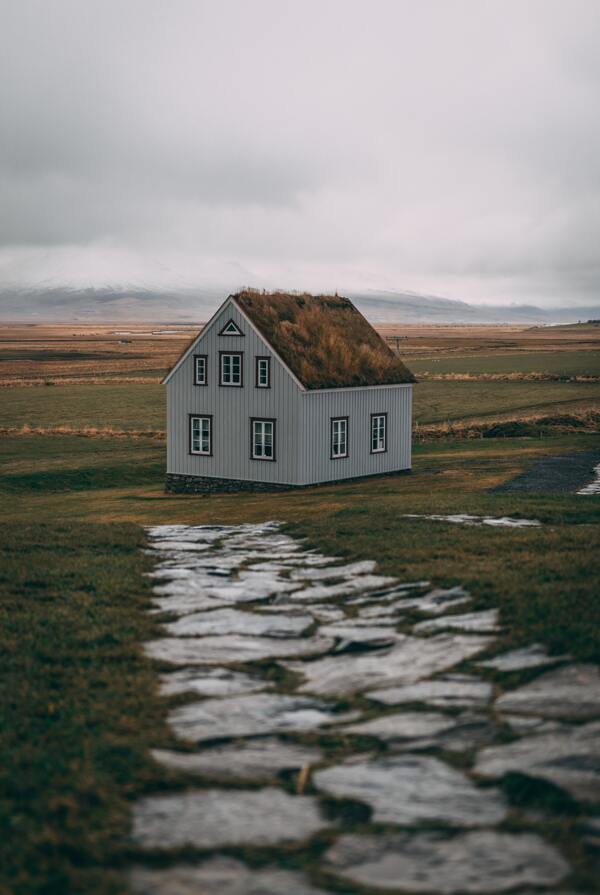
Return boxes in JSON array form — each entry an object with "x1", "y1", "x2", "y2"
[
  {"x1": 144, "y1": 634, "x2": 333, "y2": 666},
  {"x1": 129, "y1": 857, "x2": 330, "y2": 895},
  {"x1": 478, "y1": 643, "x2": 571, "y2": 672},
  {"x1": 341, "y1": 711, "x2": 498, "y2": 752},
  {"x1": 164, "y1": 607, "x2": 313, "y2": 638},
  {"x1": 414, "y1": 608, "x2": 500, "y2": 634},
  {"x1": 158, "y1": 667, "x2": 271, "y2": 698},
  {"x1": 366, "y1": 674, "x2": 492, "y2": 709},
  {"x1": 132, "y1": 787, "x2": 327, "y2": 849},
  {"x1": 289, "y1": 560, "x2": 377, "y2": 580},
  {"x1": 402, "y1": 513, "x2": 541, "y2": 528},
  {"x1": 495, "y1": 663, "x2": 600, "y2": 719},
  {"x1": 151, "y1": 738, "x2": 323, "y2": 782},
  {"x1": 340, "y1": 710, "x2": 459, "y2": 743},
  {"x1": 286, "y1": 634, "x2": 493, "y2": 697},
  {"x1": 323, "y1": 830, "x2": 569, "y2": 893},
  {"x1": 474, "y1": 721, "x2": 600, "y2": 803},
  {"x1": 154, "y1": 572, "x2": 304, "y2": 604},
  {"x1": 313, "y1": 754, "x2": 507, "y2": 826},
  {"x1": 289, "y1": 574, "x2": 397, "y2": 602},
  {"x1": 168, "y1": 692, "x2": 359, "y2": 742},
  {"x1": 319, "y1": 623, "x2": 399, "y2": 648},
  {"x1": 394, "y1": 585, "x2": 472, "y2": 615}
]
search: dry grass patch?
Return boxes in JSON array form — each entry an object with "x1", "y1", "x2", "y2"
[
  {"x1": 414, "y1": 409, "x2": 600, "y2": 441},
  {"x1": 0, "y1": 425, "x2": 165, "y2": 440}
]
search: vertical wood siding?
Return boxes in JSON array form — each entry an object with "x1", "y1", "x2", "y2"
[
  {"x1": 300, "y1": 384, "x2": 412, "y2": 485},
  {"x1": 166, "y1": 299, "x2": 412, "y2": 485},
  {"x1": 167, "y1": 301, "x2": 303, "y2": 484}
]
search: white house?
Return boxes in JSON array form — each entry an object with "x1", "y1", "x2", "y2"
[{"x1": 162, "y1": 290, "x2": 415, "y2": 491}]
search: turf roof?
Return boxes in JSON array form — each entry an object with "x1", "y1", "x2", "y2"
[{"x1": 233, "y1": 290, "x2": 415, "y2": 390}]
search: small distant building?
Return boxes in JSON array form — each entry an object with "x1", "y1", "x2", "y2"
[{"x1": 162, "y1": 290, "x2": 415, "y2": 491}]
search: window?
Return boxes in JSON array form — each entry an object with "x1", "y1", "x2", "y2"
[
  {"x1": 255, "y1": 356, "x2": 271, "y2": 388},
  {"x1": 189, "y1": 415, "x2": 212, "y2": 455},
  {"x1": 193, "y1": 354, "x2": 207, "y2": 386},
  {"x1": 220, "y1": 352, "x2": 243, "y2": 386},
  {"x1": 331, "y1": 416, "x2": 349, "y2": 459},
  {"x1": 371, "y1": 413, "x2": 387, "y2": 453},
  {"x1": 251, "y1": 418, "x2": 276, "y2": 460},
  {"x1": 218, "y1": 318, "x2": 243, "y2": 336}
]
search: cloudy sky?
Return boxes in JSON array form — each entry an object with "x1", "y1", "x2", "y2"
[{"x1": 1, "y1": 0, "x2": 599, "y2": 308}]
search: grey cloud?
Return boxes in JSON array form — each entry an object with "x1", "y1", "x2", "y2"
[{"x1": 0, "y1": 0, "x2": 599, "y2": 308}]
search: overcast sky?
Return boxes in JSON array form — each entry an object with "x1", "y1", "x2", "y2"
[{"x1": 1, "y1": 0, "x2": 599, "y2": 308}]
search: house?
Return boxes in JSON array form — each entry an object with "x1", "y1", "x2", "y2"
[{"x1": 162, "y1": 290, "x2": 415, "y2": 491}]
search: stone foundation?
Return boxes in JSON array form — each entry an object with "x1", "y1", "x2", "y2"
[
  {"x1": 165, "y1": 468, "x2": 411, "y2": 494},
  {"x1": 165, "y1": 474, "x2": 296, "y2": 494}
]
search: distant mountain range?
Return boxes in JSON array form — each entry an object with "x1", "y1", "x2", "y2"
[{"x1": 0, "y1": 284, "x2": 597, "y2": 325}]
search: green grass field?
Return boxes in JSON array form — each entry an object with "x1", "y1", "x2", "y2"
[
  {"x1": 3, "y1": 377, "x2": 600, "y2": 434},
  {"x1": 409, "y1": 349, "x2": 600, "y2": 376},
  {"x1": 2, "y1": 375, "x2": 600, "y2": 894},
  {"x1": 0, "y1": 383, "x2": 165, "y2": 431}
]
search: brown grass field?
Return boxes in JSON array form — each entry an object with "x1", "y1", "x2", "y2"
[{"x1": 2, "y1": 320, "x2": 599, "y2": 384}]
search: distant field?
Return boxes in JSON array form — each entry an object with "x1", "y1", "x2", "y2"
[
  {"x1": 409, "y1": 350, "x2": 600, "y2": 376},
  {"x1": 414, "y1": 380, "x2": 600, "y2": 424},
  {"x1": 2, "y1": 378, "x2": 600, "y2": 433},
  {"x1": 0, "y1": 383, "x2": 165, "y2": 431}
]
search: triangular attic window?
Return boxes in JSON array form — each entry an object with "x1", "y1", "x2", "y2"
[{"x1": 219, "y1": 318, "x2": 244, "y2": 336}]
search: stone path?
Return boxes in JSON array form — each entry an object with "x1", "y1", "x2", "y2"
[{"x1": 129, "y1": 522, "x2": 600, "y2": 894}]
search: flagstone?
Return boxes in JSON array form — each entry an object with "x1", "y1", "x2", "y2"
[
  {"x1": 168, "y1": 692, "x2": 360, "y2": 742},
  {"x1": 313, "y1": 754, "x2": 507, "y2": 826},
  {"x1": 164, "y1": 607, "x2": 313, "y2": 638},
  {"x1": 285, "y1": 634, "x2": 493, "y2": 697},
  {"x1": 478, "y1": 643, "x2": 571, "y2": 672},
  {"x1": 158, "y1": 667, "x2": 270, "y2": 698},
  {"x1": 366, "y1": 675, "x2": 492, "y2": 709},
  {"x1": 151, "y1": 738, "x2": 323, "y2": 782},
  {"x1": 130, "y1": 858, "x2": 330, "y2": 895},
  {"x1": 495, "y1": 664, "x2": 600, "y2": 719},
  {"x1": 132, "y1": 787, "x2": 326, "y2": 849},
  {"x1": 474, "y1": 721, "x2": 600, "y2": 802},
  {"x1": 414, "y1": 608, "x2": 499, "y2": 634},
  {"x1": 322, "y1": 831, "x2": 568, "y2": 893},
  {"x1": 144, "y1": 634, "x2": 333, "y2": 666}
]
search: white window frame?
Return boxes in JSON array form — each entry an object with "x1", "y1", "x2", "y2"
[
  {"x1": 193, "y1": 354, "x2": 207, "y2": 386},
  {"x1": 189, "y1": 415, "x2": 212, "y2": 456},
  {"x1": 220, "y1": 352, "x2": 243, "y2": 387},
  {"x1": 331, "y1": 416, "x2": 349, "y2": 459},
  {"x1": 251, "y1": 418, "x2": 276, "y2": 461},
  {"x1": 371, "y1": 413, "x2": 387, "y2": 453},
  {"x1": 256, "y1": 356, "x2": 270, "y2": 388}
]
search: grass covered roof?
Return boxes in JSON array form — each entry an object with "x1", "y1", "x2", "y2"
[{"x1": 233, "y1": 290, "x2": 415, "y2": 390}]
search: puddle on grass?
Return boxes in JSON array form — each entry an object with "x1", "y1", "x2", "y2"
[
  {"x1": 577, "y1": 462, "x2": 600, "y2": 495},
  {"x1": 402, "y1": 513, "x2": 541, "y2": 528}
]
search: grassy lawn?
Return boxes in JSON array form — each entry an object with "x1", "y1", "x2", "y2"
[
  {"x1": 3, "y1": 378, "x2": 600, "y2": 434},
  {"x1": 414, "y1": 379, "x2": 600, "y2": 423},
  {"x1": 0, "y1": 383, "x2": 164, "y2": 431},
  {"x1": 409, "y1": 349, "x2": 600, "y2": 376},
  {"x1": 0, "y1": 524, "x2": 168, "y2": 895}
]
